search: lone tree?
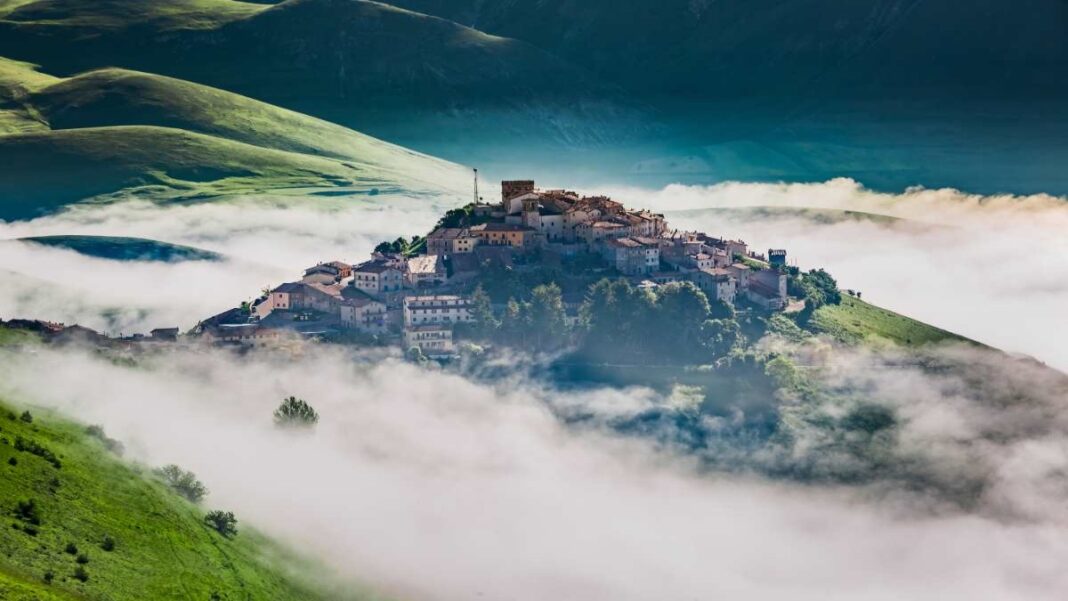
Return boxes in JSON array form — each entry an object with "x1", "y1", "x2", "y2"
[
  {"x1": 273, "y1": 396, "x2": 319, "y2": 428},
  {"x1": 204, "y1": 510, "x2": 238, "y2": 538},
  {"x1": 155, "y1": 464, "x2": 208, "y2": 503}
]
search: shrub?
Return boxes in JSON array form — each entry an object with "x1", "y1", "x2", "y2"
[
  {"x1": 7, "y1": 457, "x2": 16, "y2": 466},
  {"x1": 100, "y1": 534, "x2": 115, "y2": 552},
  {"x1": 273, "y1": 397, "x2": 319, "y2": 428},
  {"x1": 64, "y1": 543, "x2": 78, "y2": 555},
  {"x1": 72, "y1": 566, "x2": 89, "y2": 582},
  {"x1": 14, "y1": 436, "x2": 61, "y2": 469},
  {"x1": 76, "y1": 553, "x2": 89, "y2": 565},
  {"x1": 155, "y1": 465, "x2": 208, "y2": 503},
  {"x1": 22, "y1": 525, "x2": 38, "y2": 536},
  {"x1": 85, "y1": 425, "x2": 125, "y2": 456},
  {"x1": 204, "y1": 510, "x2": 238, "y2": 538},
  {"x1": 19, "y1": 411, "x2": 32, "y2": 423},
  {"x1": 43, "y1": 570, "x2": 54, "y2": 584},
  {"x1": 14, "y1": 499, "x2": 40, "y2": 525}
]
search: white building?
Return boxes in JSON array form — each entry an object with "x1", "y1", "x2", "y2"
[
  {"x1": 403, "y1": 295, "x2": 472, "y2": 326},
  {"x1": 404, "y1": 324, "x2": 455, "y2": 356}
]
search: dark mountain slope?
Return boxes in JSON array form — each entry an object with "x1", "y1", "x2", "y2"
[
  {"x1": 386, "y1": 0, "x2": 1068, "y2": 103},
  {"x1": 0, "y1": 0, "x2": 616, "y2": 124}
]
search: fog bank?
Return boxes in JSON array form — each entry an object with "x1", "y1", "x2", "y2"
[{"x1": 3, "y1": 345, "x2": 1068, "y2": 600}]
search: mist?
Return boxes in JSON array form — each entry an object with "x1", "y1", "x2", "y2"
[
  {"x1": 0, "y1": 193, "x2": 460, "y2": 333},
  {"x1": 3, "y1": 179, "x2": 1064, "y2": 367},
  {"x1": 3, "y1": 343, "x2": 1068, "y2": 600},
  {"x1": 597, "y1": 179, "x2": 1068, "y2": 370}
]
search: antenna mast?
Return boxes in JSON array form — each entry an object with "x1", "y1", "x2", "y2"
[{"x1": 473, "y1": 168, "x2": 479, "y2": 205}]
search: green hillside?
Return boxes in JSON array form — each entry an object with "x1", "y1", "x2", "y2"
[
  {"x1": 0, "y1": 58, "x2": 469, "y2": 219},
  {"x1": 0, "y1": 126, "x2": 383, "y2": 218},
  {"x1": 810, "y1": 295, "x2": 972, "y2": 348},
  {"x1": 0, "y1": 0, "x2": 605, "y2": 118},
  {"x1": 0, "y1": 397, "x2": 356, "y2": 600},
  {"x1": 16, "y1": 236, "x2": 223, "y2": 262}
]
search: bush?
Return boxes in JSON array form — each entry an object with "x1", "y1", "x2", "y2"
[
  {"x1": 7, "y1": 457, "x2": 16, "y2": 466},
  {"x1": 85, "y1": 425, "x2": 125, "y2": 456},
  {"x1": 72, "y1": 566, "x2": 89, "y2": 582},
  {"x1": 43, "y1": 570, "x2": 54, "y2": 584},
  {"x1": 14, "y1": 499, "x2": 41, "y2": 526},
  {"x1": 273, "y1": 397, "x2": 319, "y2": 428},
  {"x1": 100, "y1": 534, "x2": 116, "y2": 552},
  {"x1": 76, "y1": 553, "x2": 89, "y2": 565},
  {"x1": 155, "y1": 464, "x2": 208, "y2": 503},
  {"x1": 204, "y1": 510, "x2": 238, "y2": 538},
  {"x1": 14, "y1": 436, "x2": 61, "y2": 469},
  {"x1": 64, "y1": 542, "x2": 78, "y2": 555},
  {"x1": 19, "y1": 411, "x2": 32, "y2": 423}
]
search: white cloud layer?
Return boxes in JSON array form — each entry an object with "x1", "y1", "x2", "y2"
[
  {"x1": 3, "y1": 345, "x2": 1068, "y2": 601},
  {"x1": 596, "y1": 179, "x2": 1068, "y2": 370}
]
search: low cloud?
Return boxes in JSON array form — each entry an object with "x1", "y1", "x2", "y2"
[
  {"x1": 597, "y1": 179, "x2": 1068, "y2": 370},
  {"x1": 0, "y1": 193, "x2": 460, "y2": 333},
  {"x1": 3, "y1": 344, "x2": 1068, "y2": 600}
]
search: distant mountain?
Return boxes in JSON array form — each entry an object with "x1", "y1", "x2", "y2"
[
  {"x1": 0, "y1": 58, "x2": 469, "y2": 219},
  {"x1": 388, "y1": 0, "x2": 1068, "y2": 104},
  {"x1": 16, "y1": 236, "x2": 223, "y2": 262},
  {"x1": 0, "y1": 0, "x2": 625, "y2": 141}
]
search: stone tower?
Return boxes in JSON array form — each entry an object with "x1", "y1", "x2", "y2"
[{"x1": 501, "y1": 180, "x2": 535, "y2": 203}]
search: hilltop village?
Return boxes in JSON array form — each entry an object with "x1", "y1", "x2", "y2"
[{"x1": 194, "y1": 180, "x2": 794, "y2": 357}]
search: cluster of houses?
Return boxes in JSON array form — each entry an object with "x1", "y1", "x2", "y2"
[{"x1": 193, "y1": 180, "x2": 791, "y2": 356}]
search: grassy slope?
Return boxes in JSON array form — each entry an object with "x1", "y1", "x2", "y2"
[
  {"x1": 0, "y1": 324, "x2": 42, "y2": 346},
  {"x1": 16, "y1": 236, "x2": 223, "y2": 262},
  {"x1": 0, "y1": 57, "x2": 56, "y2": 134},
  {"x1": 0, "y1": 397, "x2": 346, "y2": 600},
  {"x1": 0, "y1": 126, "x2": 377, "y2": 218},
  {"x1": 809, "y1": 295, "x2": 971, "y2": 348},
  {"x1": 0, "y1": 56, "x2": 467, "y2": 219},
  {"x1": 0, "y1": 0, "x2": 266, "y2": 30}
]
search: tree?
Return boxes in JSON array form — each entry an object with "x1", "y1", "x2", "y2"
[
  {"x1": 701, "y1": 318, "x2": 741, "y2": 358},
  {"x1": 467, "y1": 285, "x2": 499, "y2": 340},
  {"x1": 19, "y1": 410, "x2": 32, "y2": 423},
  {"x1": 525, "y1": 283, "x2": 567, "y2": 351},
  {"x1": 155, "y1": 464, "x2": 208, "y2": 503},
  {"x1": 204, "y1": 510, "x2": 238, "y2": 538},
  {"x1": 273, "y1": 396, "x2": 319, "y2": 428},
  {"x1": 651, "y1": 282, "x2": 711, "y2": 358}
]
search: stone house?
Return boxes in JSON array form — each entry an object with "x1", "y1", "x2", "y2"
[
  {"x1": 406, "y1": 254, "x2": 447, "y2": 287},
  {"x1": 352, "y1": 260, "x2": 404, "y2": 295},
  {"x1": 692, "y1": 268, "x2": 738, "y2": 305},
  {"x1": 470, "y1": 222, "x2": 538, "y2": 249},
  {"x1": 600, "y1": 237, "x2": 660, "y2": 276}
]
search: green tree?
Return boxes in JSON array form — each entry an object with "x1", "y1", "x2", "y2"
[
  {"x1": 651, "y1": 282, "x2": 711, "y2": 357},
  {"x1": 155, "y1": 465, "x2": 207, "y2": 503},
  {"x1": 203, "y1": 511, "x2": 238, "y2": 538},
  {"x1": 468, "y1": 285, "x2": 499, "y2": 340},
  {"x1": 526, "y1": 283, "x2": 567, "y2": 351},
  {"x1": 273, "y1": 396, "x2": 319, "y2": 428}
]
